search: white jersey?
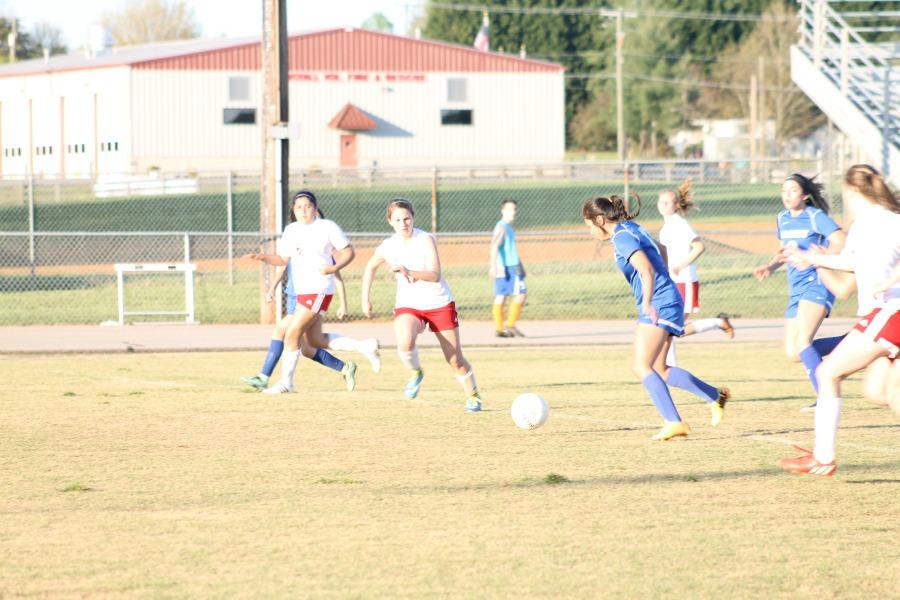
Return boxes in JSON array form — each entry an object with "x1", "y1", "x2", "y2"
[
  {"x1": 277, "y1": 218, "x2": 350, "y2": 295},
  {"x1": 658, "y1": 213, "x2": 699, "y2": 284},
  {"x1": 841, "y1": 203, "x2": 900, "y2": 315},
  {"x1": 378, "y1": 228, "x2": 453, "y2": 310}
]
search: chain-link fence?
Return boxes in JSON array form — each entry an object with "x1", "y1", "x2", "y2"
[{"x1": 1, "y1": 158, "x2": 855, "y2": 325}]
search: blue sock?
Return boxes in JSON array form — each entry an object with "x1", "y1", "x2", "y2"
[
  {"x1": 798, "y1": 345, "x2": 822, "y2": 393},
  {"x1": 642, "y1": 372, "x2": 682, "y2": 422},
  {"x1": 665, "y1": 367, "x2": 718, "y2": 402},
  {"x1": 312, "y1": 348, "x2": 344, "y2": 372},
  {"x1": 812, "y1": 335, "x2": 845, "y2": 357},
  {"x1": 261, "y1": 340, "x2": 284, "y2": 377}
]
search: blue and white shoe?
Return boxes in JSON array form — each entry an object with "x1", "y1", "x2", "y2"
[
  {"x1": 262, "y1": 381, "x2": 294, "y2": 394},
  {"x1": 241, "y1": 374, "x2": 269, "y2": 391},
  {"x1": 465, "y1": 393, "x2": 482, "y2": 413},
  {"x1": 403, "y1": 368, "x2": 424, "y2": 399}
]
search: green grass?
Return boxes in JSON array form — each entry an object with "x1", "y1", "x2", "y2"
[{"x1": 2, "y1": 345, "x2": 898, "y2": 597}]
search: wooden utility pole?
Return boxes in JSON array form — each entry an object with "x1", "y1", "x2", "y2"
[
  {"x1": 615, "y1": 8, "x2": 625, "y2": 161},
  {"x1": 757, "y1": 56, "x2": 766, "y2": 161},
  {"x1": 749, "y1": 74, "x2": 758, "y2": 180},
  {"x1": 260, "y1": 0, "x2": 289, "y2": 324}
]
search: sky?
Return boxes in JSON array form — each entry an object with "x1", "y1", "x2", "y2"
[{"x1": 2, "y1": 0, "x2": 424, "y2": 49}]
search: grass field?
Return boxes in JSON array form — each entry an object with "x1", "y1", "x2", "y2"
[{"x1": 3, "y1": 343, "x2": 899, "y2": 597}]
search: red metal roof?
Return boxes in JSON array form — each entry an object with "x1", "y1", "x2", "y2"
[
  {"x1": 328, "y1": 103, "x2": 377, "y2": 131},
  {"x1": 0, "y1": 28, "x2": 564, "y2": 78}
]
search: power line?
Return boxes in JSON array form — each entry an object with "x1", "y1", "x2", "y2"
[
  {"x1": 563, "y1": 72, "x2": 801, "y2": 93},
  {"x1": 425, "y1": 2, "x2": 797, "y2": 22},
  {"x1": 530, "y1": 49, "x2": 790, "y2": 66}
]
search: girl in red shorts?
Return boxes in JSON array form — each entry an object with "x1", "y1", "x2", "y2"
[{"x1": 361, "y1": 199, "x2": 482, "y2": 412}]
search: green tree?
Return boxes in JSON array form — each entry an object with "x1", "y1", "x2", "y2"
[
  {"x1": 101, "y1": 0, "x2": 200, "y2": 46},
  {"x1": 362, "y1": 13, "x2": 394, "y2": 33},
  {"x1": 0, "y1": 18, "x2": 56, "y2": 62}
]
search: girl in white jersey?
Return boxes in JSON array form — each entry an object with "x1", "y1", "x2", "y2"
[
  {"x1": 781, "y1": 165, "x2": 900, "y2": 477},
  {"x1": 657, "y1": 179, "x2": 734, "y2": 368},
  {"x1": 361, "y1": 199, "x2": 482, "y2": 412}
]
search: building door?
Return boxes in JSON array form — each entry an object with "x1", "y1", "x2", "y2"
[{"x1": 339, "y1": 134, "x2": 357, "y2": 169}]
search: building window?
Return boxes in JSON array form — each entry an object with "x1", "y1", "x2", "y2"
[
  {"x1": 229, "y1": 76, "x2": 250, "y2": 102},
  {"x1": 224, "y1": 108, "x2": 256, "y2": 125},
  {"x1": 447, "y1": 78, "x2": 467, "y2": 102},
  {"x1": 440, "y1": 109, "x2": 473, "y2": 126}
]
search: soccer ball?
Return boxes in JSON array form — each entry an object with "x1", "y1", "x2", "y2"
[{"x1": 511, "y1": 393, "x2": 549, "y2": 430}]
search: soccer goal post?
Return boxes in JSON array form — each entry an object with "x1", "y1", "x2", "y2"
[{"x1": 114, "y1": 263, "x2": 197, "y2": 325}]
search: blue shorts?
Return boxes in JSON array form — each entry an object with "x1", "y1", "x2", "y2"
[
  {"x1": 494, "y1": 265, "x2": 527, "y2": 296},
  {"x1": 638, "y1": 303, "x2": 685, "y2": 337},
  {"x1": 285, "y1": 285, "x2": 297, "y2": 315},
  {"x1": 785, "y1": 284, "x2": 834, "y2": 318}
]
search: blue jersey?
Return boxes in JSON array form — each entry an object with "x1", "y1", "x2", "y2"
[
  {"x1": 776, "y1": 207, "x2": 840, "y2": 292},
  {"x1": 494, "y1": 221, "x2": 520, "y2": 269},
  {"x1": 612, "y1": 221, "x2": 683, "y2": 309}
]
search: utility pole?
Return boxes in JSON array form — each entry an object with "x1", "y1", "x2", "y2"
[
  {"x1": 616, "y1": 8, "x2": 625, "y2": 162},
  {"x1": 7, "y1": 20, "x2": 16, "y2": 63},
  {"x1": 260, "y1": 0, "x2": 289, "y2": 324},
  {"x1": 749, "y1": 74, "x2": 758, "y2": 180},
  {"x1": 757, "y1": 56, "x2": 766, "y2": 161}
]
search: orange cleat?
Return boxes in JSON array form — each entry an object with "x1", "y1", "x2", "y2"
[
  {"x1": 718, "y1": 313, "x2": 735, "y2": 339},
  {"x1": 780, "y1": 452, "x2": 836, "y2": 477}
]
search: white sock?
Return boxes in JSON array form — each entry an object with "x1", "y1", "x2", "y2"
[
  {"x1": 665, "y1": 342, "x2": 678, "y2": 367},
  {"x1": 397, "y1": 348, "x2": 420, "y2": 371},
  {"x1": 692, "y1": 318, "x2": 721, "y2": 334},
  {"x1": 278, "y1": 350, "x2": 301, "y2": 387},
  {"x1": 455, "y1": 370, "x2": 478, "y2": 395},
  {"x1": 327, "y1": 332, "x2": 362, "y2": 352},
  {"x1": 814, "y1": 396, "x2": 842, "y2": 464}
]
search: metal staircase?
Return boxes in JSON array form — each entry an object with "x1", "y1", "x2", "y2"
[{"x1": 791, "y1": 0, "x2": 899, "y2": 182}]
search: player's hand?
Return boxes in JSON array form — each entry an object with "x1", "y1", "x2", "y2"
[
  {"x1": 362, "y1": 300, "x2": 373, "y2": 319},
  {"x1": 243, "y1": 252, "x2": 262, "y2": 261},
  {"x1": 336, "y1": 304, "x2": 347, "y2": 320},
  {"x1": 320, "y1": 264, "x2": 336, "y2": 275},
  {"x1": 266, "y1": 290, "x2": 276, "y2": 303},
  {"x1": 753, "y1": 264, "x2": 771, "y2": 281},
  {"x1": 391, "y1": 264, "x2": 414, "y2": 283},
  {"x1": 642, "y1": 303, "x2": 658, "y2": 325},
  {"x1": 671, "y1": 264, "x2": 682, "y2": 276},
  {"x1": 786, "y1": 251, "x2": 810, "y2": 270}
]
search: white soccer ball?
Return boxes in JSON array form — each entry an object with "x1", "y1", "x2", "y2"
[{"x1": 511, "y1": 393, "x2": 549, "y2": 430}]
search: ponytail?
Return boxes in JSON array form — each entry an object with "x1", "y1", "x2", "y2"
[
  {"x1": 582, "y1": 192, "x2": 642, "y2": 223},
  {"x1": 843, "y1": 164, "x2": 900, "y2": 214},
  {"x1": 785, "y1": 173, "x2": 829, "y2": 213}
]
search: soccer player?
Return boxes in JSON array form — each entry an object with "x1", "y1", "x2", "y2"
[
  {"x1": 490, "y1": 199, "x2": 527, "y2": 337},
  {"x1": 656, "y1": 179, "x2": 734, "y2": 367},
  {"x1": 780, "y1": 164, "x2": 900, "y2": 477},
  {"x1": 753, "y1": 173, "x2": 846, "y2": 411},
  {"x1": 361, "y1": 199, "x2": 482, "y2": 412},
  {"x1": 245, "y1": 190, "x2": 377, "y2": 394},
  {"x1": 583, "y1": 193, "x2": 729, "y2": 440}
]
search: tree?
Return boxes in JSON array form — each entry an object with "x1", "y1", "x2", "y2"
[
  {"x1": 362, "y1": 13, "x2": 394, "y2": 34},
  {"x1": 101, "y1": 0, "x2": 200, "y2": 46},
  {"x1": 31, "y1": 21, "x2": 67, "y2": 56},
  {"x1": 0, "y1": 18, "x2": 43, "y2": 62}
]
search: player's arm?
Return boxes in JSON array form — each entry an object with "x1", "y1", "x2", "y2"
[
  {"x1": 655, "y1": 238, "x2": 669, "y2": 268},
  {"x1": 788, "y1": 248, "x2": 854, "y2": 272},
  {"x1": 754, "y1": 249, "x2": 786, "y2": 281},
  {"x1": 818, "y1": 267, "x2": 856, "y2": 300},
  {"x1": 267, "y1": 265, "x2": 287, "y2": 302},
  {"x1": 245, "y1": 252, "x2": 289, "y2": 266},
  {"x1": 322, "y1": 245, "x2": 355, "y2": 274},
  {"x1": 489, "y1": 224, "x2": 505, "y2": 278},
  {"x1": 361, "y1": 246, "x2": 386, "y2": 318},
  {"x1": 333, "y1": 270, "x2": 348, "y2": 320},
  {"x1": 628, "y1": 249, "x2": 658, "y2": 323},
  {"x1": 675, "y1": 237, "x2": 705, "y2": 274},
  {"x1": 393, "y1": 236, "x2": 441, "y2": 283}
]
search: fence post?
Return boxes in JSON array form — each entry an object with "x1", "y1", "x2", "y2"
[
  {"x1": 226, "y1": 172, "x2": 234, "y2": 285},
  {"x1": 623, "y1": 161, "x2": 630, "y2": 200},
  {"x1": 27, "y1": 174, "x2": 35, "y2": 276},
  {"x1": 882, "y1": 65, "x2": 892, "y2": 178},
  {"x1": 184, "y1": 233, "x2": 191, "y2": 264},
  {"x1": 431, "y1": 166, "x2": 438, "y2": 234}
]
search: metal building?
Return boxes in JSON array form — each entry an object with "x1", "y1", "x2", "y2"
[{"x1": 0, "y1": 28, "x2": 565, "y2": 177}]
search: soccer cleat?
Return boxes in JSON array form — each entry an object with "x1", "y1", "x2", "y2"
[
  {"x1": 241, "y1": 374, "x2": 269, "y2": 391},
  {"x1": 717, "y1": 313, "x2": 735, "y2": 339},
  {"x1": 651, "y1": 420, "x2": 691, "y2": 441},
  {"x1": 505, "y1": 327, "x2": 526, "y2": 337},
  {"x1": 709, "y1": 387, "x2": 730, "y2": 427},
  {"x1": 780, "y1": 453, "x2": 836, "y2": 477},
  {"x1": 404, "y1": 368, "x2": 425, "y2": 399},
  {"x1": 800, "y1": 402, "x2": 817, "y2": 413},
  {"x1": 495, "y1": 330, "x2": 512, "y2": 338},
  {"x1": 361, "y1": 338, "x2": 381, "y2": 373},
  {"x1": 465, "y1": 393, "x2": 483, "y2": 413},
  {"x1": 262, "y1": 382, "x2": 294, "y2": 394},
  {"x1": 341, "y1": 360, "x2": 358, "y2": 392}
]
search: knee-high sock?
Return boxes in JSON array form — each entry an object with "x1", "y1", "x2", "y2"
[
  {"x1": 277, "y1": 349, "x2": 301, "y2": 387},
  {"x1": 456, "y1": 370, "x2": 478, "y2": 396},
  {"x1": 814, "y1": 395, "x2": 842, "y2": 464},
  {"x1": 312, "y1": 348, "x2": 344, "y2": 372},
  {"x1": 327, "y1": 333, "x2": 363, "y2": 352},
  {"x1": 261, "y1": 340, "x2": 284, "y2": 377},
  {"x1": 691, "y1": 318, "x2": 721, "y2": 334},
  {"x1": 642, "y1": 372, "x2": 682, "y2": 422},
  {"x1": 812, "y1": 335, "x2": 845, "y2": 357},
  {"x1": 397, "y1": 348, "x2": 420, "y2": 371},
  {"x1": 666, "y1": 366, "x2": 718, "y2": 402},
  {"x1": 506, "y1": 302, "x2": 523, "y2": 328},
  {"x1": 798, "y1": 345, "x2": 823, "y2": 393},
  {"x1": 665, "y1": 342, "x2": 678, "y2": 367},
  {"x1": 492, "y1": 303, "x2": 505, "y2": 332}
]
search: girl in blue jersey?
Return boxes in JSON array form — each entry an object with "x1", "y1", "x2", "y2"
[
  {"x1": 583, "y1": 194, "x2": 729, "y2": 441},
  {"x1": 753, "y1": 174, "x2": 845, "y2": 409}
]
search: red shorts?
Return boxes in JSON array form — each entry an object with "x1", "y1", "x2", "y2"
[
  {"x1": 296, "y1": 293, "x2": 333, "y2": 314},
  {"x1": 676, "y1": 282, "x2": 700, "y2": 314},
  {"x1": 393, "y1": 301, "x2": 459, "y2": 332},
  {"x1": 853, "y1": 306, "x2": 900, "y2": 359}
]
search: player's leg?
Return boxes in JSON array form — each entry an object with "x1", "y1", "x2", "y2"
[
  {"x1": 303, "y1": 316, "x2": 357, "y2": 392},
  {"x1": 394, "y1": 312, "x2": 425, "y2": 398},
  {"x1": 304, "y1": 327, "x2": 380, "y2": 374},
  {"x1": 492, "y1": 293, "x2": 509, "y2": 337},
  {"x1": 862, "y1": 357, "x2": 892, "y2": 406},
  {"x1": 793, "y1": 299, "x2": 831, "y2": 408},
  {"x1": 433, "y1": 325, "x2": 482, "y2": 412},
  {"x1": 506, "y1": 291, "x2": 527, "y2": 337},
  {"x1": 242, "y1": 314, "x2": 292, "y2": 390},
  {"x1": 633, "y1": 324, "x2": 688, "y2": 439},
  {"x1": 887, "y1": 359, "x2": 900, "y2": 415},
  {"x1": 263, "y1": 306, "x2": 318, "y2": 393},
  {"x1": 655, "y1": 336, "x2": 729, "y2": 427}
]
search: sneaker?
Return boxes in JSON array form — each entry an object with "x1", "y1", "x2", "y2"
[
  {"x1": 241, "y1": 374, "x2": 269, "y2": 391},
  {"x1": 709, "y1": 387, "x2": 730, "y2": 427},
  {"x1": 717, "y1": 313, "x2": 735, "y2": 339},
  {"x1": 800, "y1": 402, "x2": 817, "y2": 413},
  {"x1": 361, "y1": 338, "x2": 381, "y2": 373},
  {"x1": 495, "y1": 330, "x2": 512, "y2": 338},
  {"x1": 506, "y1": 326, "x2": 526, "y2": 337},
  {"x1": 651, "y1": 420, "x2": 691, "y2": 441},
  {"x1": 780, "y1": 452, "x2": 836, "y2": 477},
  {"x1": 404, "y1": 368, "x2": 425, "y2": 399},
  {"x1": 465, "y1": 393, "x2": 483, "y2": 413},
  {"x1": 262, "y1": 382, "x2": 294, "y2": 394},
  {"x1": 341, "y1": 360, "x2": 358, "y2": 392}
]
